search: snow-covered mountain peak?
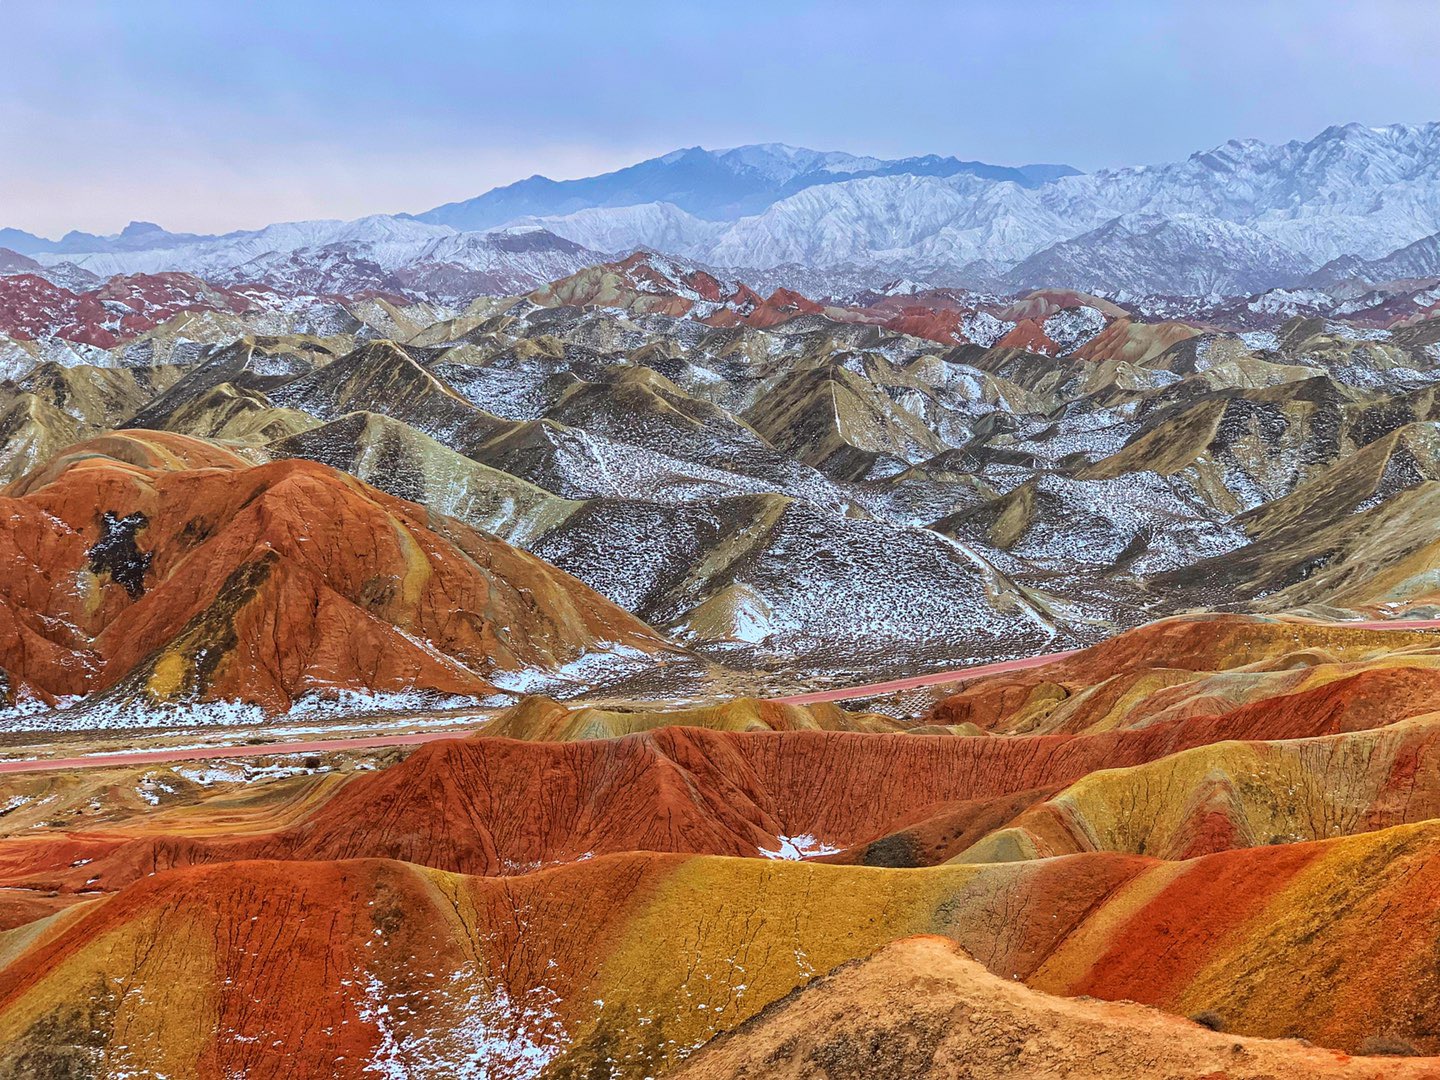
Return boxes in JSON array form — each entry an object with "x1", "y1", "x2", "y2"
[
  {"x1": 714, "y1": 143, "x2": 884, "y2": 183},
  {"x1": 13, "y1": 120, "x2": 1440, "y2": 302}
]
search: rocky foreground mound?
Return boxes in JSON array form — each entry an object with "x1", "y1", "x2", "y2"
[
  {"x1": 673, "y1": 935, "x2": 1439, "y2": 1079},
  {"x1": 0, "y1": 429, "x2": 666, "y2": 717}
]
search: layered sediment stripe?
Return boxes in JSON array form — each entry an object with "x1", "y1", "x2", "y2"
[{"x1": 5, "y1": 831, "x2": 1440, "y2": 1076}]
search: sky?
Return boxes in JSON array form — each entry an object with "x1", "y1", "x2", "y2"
[{"x1": 5, "y1": 0, "x2": 1440, "y2": 236}]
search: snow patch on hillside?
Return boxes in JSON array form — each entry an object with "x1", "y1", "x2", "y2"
[
  {"x1": 1043, "y1": 306, "x2": 1106, "y2": 354},
  {"x1": 960, "y1": 311, "x2": 1015, "y2": 347},
  {"x1": 759, "y1": 834, "x2": 844, "y2": 860}
]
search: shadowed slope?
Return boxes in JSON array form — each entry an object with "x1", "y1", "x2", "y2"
[{"x1": 268, "y1": 410, "x2": 582, "y2": 546}]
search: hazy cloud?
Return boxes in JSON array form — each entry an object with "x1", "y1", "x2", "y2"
[{"x1": 5, "y1": 0, "x2": 1439, "y2": 234}]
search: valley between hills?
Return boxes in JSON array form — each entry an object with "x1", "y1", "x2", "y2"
[{"x1": 11, "y1": 187, "x2": 1440, "y2": 1074}]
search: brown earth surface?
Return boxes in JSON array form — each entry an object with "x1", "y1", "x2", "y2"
[{"x1": 672, "y1": 935, "x2": 1440, "y2": 1079}]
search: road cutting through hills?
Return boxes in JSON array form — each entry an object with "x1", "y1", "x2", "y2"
[
  {"x1": 4, "y1": 616, "x2": 1440, "y2": 775},
  {"x1": 774, "y1": 615, "x2": 1440, "y2": 703}
]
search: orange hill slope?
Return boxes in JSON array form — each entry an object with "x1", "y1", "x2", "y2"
[
  {"x1": 7, "y1": 618, "x2": 1440, "y2": 1074},
  {"x1": 8, "y1": 833, "x2": 1440, "y2": 1076},
  {"x1": 925, "y1": 612, "x2": 1440, "y2": 734},
  {"x1": 0, "y1": 430, "x2": 667, "y2": 714},
  {"x1": 950, "y1": 712, "x2": 1440, "y2": 863},
  {"x1": 10, "y1": 626, "x2": 1440, "y2": 898}
]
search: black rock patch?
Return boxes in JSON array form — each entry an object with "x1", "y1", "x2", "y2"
[
  {"x1": 862, "y1": 832, "x2": 924, "y2": 868},
  {"x1": 88, "y1": 511, "x2": 152, "y2": 599}
]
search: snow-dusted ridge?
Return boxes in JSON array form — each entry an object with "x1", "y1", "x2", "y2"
[{"x1": 11, "y1": 124, "x2": 1440, "y2": 300}]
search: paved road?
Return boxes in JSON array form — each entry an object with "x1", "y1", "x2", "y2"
[
  {"x1": 5, "y1": 615, "x2": 1440, "y2": 775},
  {"x1": 1324, "y1": 618, "x2": 1440, "y2": 632},
  {"x1": 769, "y1": 647, "x2": 1084, "y2": 706},
  {"x1": 774, "y1": 616, "x2": 1440, "y2": 705}
]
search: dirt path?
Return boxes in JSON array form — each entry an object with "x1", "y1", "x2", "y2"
[{"x1": 6, "y1": 616, "x2": 1440, "y2": 774}]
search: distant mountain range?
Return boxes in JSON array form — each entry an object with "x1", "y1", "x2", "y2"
[
  {"x1": 9, "y1": 124, "x2": 1440, "y2": 301},
  {"x1": 410, "y1": 144, "x2": 1079, "y2": 230}
]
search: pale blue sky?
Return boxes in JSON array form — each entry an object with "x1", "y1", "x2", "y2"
[{"x1": 5, "y1": 0, "x2": 1440, "y2": 234}]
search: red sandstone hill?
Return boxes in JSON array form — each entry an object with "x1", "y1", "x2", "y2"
[
  {"x1": 0, "y1": 430, "x2": 667, "y2": 713},
  {"x1": 526, "y1": 251, "x2": 835, "y2": 332},
  {"x1": 925, "y1": 613, "x2": 1440, "y2": 733},
  {"x1": 527, "y1": 258, "x2": 1140, "y2": 353},
  {"x1": 527, "y1": 251, "x2": 764, "y2": 318},
  {"x1": 0, "y1": 272, "x2": 278, "y2": 348},
  {"x1": 7, "y1": 617, "x2": 1440, "y2": 1074},
  {"x1": 10, "y1": 627, "x2": 1440, "y2": 898},
  {"x1": 9, "y1": 833, "x2": 1440, "y2": 1076},
  {"x1": 1068, "y1": 316, "x2": 1200, "y2": 364}
]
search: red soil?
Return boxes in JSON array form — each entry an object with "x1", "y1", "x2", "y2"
[
  {"x1": 9, "y1": 654, "x2": 1440, "y2": 895},
  {"x1": 880, "y1": 305, "x2": 969, "y2": 343},
  {"x1": 995, "y1": 318, "x2": 1062, "y2": 354},
  {"x1": 8, "y1": 834, "x2": 1440, "y2": 1072},
  {"x1": 0, "y1": 430, "x2": 663, "y2": 709},
  {"x1": 926, "y1": 614, "x2": 1440, "y2": 733},
  {"x1": 1070, "y1": 317, "x2": 1200, "y2": 364},
  {"x1": 721, "y1": 286, "x2": 825, "y2": 329},
  {"x1": 0, "y1": 272, "x2": 270, "y2": 347}
]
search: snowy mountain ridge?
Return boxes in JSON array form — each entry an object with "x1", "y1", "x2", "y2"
[{"x1": 10, "y1": 124, "x2": 1440, "y2": 301}]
